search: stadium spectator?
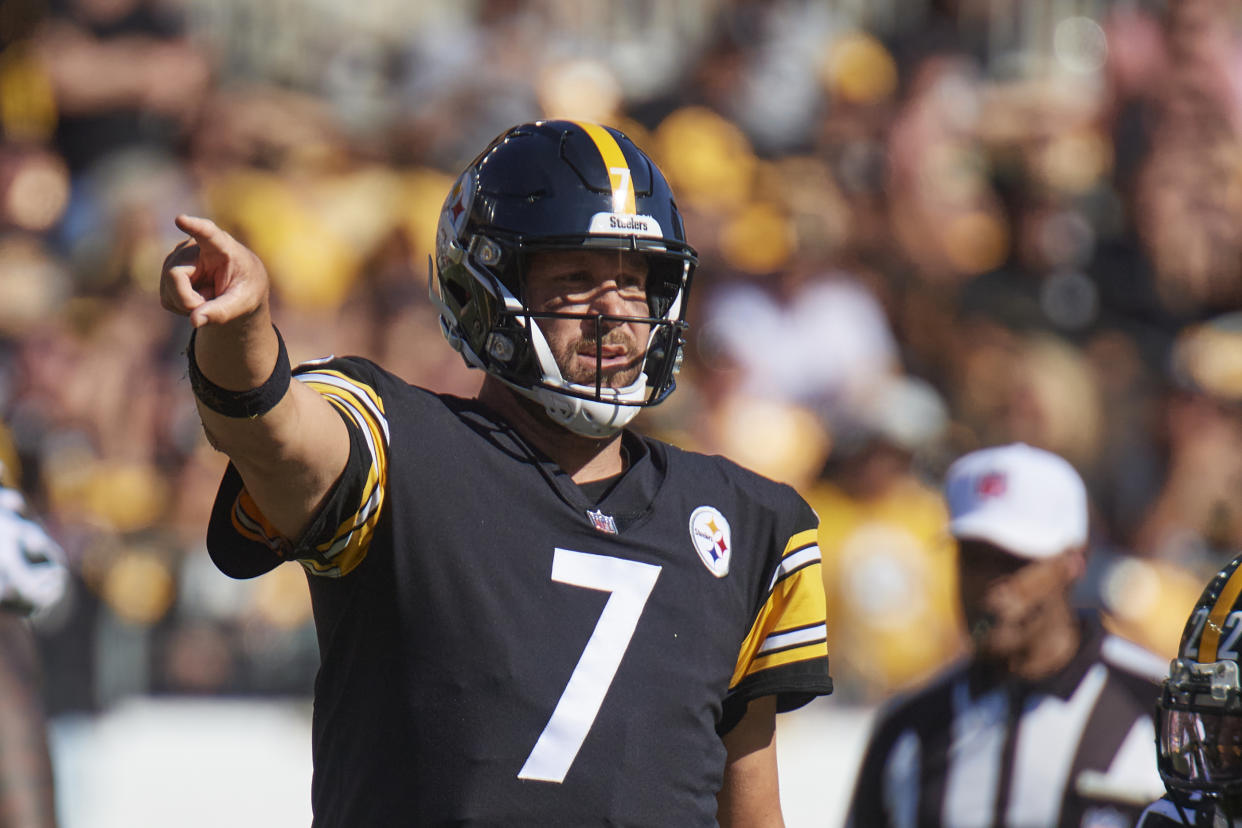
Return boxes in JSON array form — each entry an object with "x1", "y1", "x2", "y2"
[{"x1": 807, "y1": 374, "x2": 964, "y2": 701}]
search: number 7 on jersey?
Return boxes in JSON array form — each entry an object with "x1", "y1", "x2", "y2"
[{"x1": 518, "y1": 548, "x2": 662, "y2": 783}]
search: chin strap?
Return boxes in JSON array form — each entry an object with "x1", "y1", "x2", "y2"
[{"x1": 528, "y1": 378, "x2": 645, "y2": 438}]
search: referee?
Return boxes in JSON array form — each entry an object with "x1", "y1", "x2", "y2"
[{"x1": 847, "y1": 443, "x2": 1167, "y2": 827}]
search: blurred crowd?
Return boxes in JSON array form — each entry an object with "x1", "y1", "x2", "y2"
[{"x1": 3, "y1": 0, "x2": 1242, "y2": 718}]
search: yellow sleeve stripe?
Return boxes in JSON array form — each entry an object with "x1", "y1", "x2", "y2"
[
  {"x1": 572, "y1": 120, "x2": 637, "y2": 215},
  {"x1": 297, "y1": 370, "x2": 388, "y2": 441},
  {"x1": 295, "y1": 371, "x2": 390, "y2": 578},
  {"x1": 299, "y1": 557, "x2": 341, "y2": 578},
  {"x1": 730, "y1": 538, "x2": 828, "y2": 689},
  {"x1": 295, "y1": 369, "x2": 382, "y2": 414},
  {"x1": 309, "y1": 401, "x2": 386, "y2": 577}
]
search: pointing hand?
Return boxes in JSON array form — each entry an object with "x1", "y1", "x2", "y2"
[{"x1": 160, "y1": 215, "x2": 269, "y2": 329}]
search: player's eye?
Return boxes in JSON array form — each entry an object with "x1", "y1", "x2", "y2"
[{"x1": 554, "y1": 271, "x2": 592, "y2": 287}]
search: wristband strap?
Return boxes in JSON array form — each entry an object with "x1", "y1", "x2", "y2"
[{"x1": 187, "y1": 326, "x2": 291, "y2": 419}]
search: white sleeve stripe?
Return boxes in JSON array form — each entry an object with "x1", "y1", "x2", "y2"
[
  {"x1": 232, "y1": 501, "x2": 282, "y2": 551},
  {"x1": 297, "y1": 372, "x2": 390, "y2": 442},
  {"x1": 233, "y1": 500, "x2": 271, "y2": 539},
  {"x1": 321, "y1": 391, "x2": 382, "y2": 478},
  {"x1": 335, "y1": 402, "x2": 384, "y2": 516},
  {"x1": 316, "y1": 384, "x2": 390, "y2": 447},
  {"x1": 768, "y1": 545, "x2": 822, "y2": 593},
  {"x1": 296, "y1": 371, "x2": 384, "y2": 422},
  {"x1": 758, "y1": 623, "x2": 828, "y2": 654},
  {"x1": 299, "y1": 559, "x2": 342, "y2": 578}
]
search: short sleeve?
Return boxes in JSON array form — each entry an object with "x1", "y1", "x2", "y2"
[
  {"x1": 721, "y1": 496, "x2": 832, "y2": 731},
  {"x1": 206, "y1": 357, "x2": 390, "y2": 580}
]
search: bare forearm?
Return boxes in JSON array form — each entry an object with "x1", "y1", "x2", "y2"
[
  {"x1": 195, "y1": 385, "x2": 346, "y2": 540},
  {"x1": 190, "y1": 322, "x2": 347, "y2": 539},
  {"x1": 717, "y1": 695, "x2": 785, "y2": 828},
  {"x1": 163, "y1": 215, "x2": 349, "y2": 540}
]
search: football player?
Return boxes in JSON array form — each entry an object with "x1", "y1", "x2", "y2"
[
  {"x1": 1139, "y1": 553, "x2": 1242, "y2": 826},
  {"x1": 160, "y1": 120, "x2": 832, "y2": 826}
]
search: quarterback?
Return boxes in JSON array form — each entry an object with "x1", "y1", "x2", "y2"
[{"x1": 159, "y1": 120, "x2": 832, "y2": 826}]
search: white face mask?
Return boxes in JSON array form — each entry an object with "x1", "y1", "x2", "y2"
[
  {"x1": 526, "y1": 374, "x2": 647, "y2": 438},
  {"x1": 518, "y1": 315, "x2": 654, "y2": 437}
]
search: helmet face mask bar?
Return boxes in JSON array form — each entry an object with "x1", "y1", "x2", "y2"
[
  {"x1": 521, "y1": 309, "x2": 679, "y2": 402},
  {"x1": 429, "y1": 120, "x2": 698, "y2": 438},
  {"x1": 1158, "y1": 658, "x2": 1242, "y2": 797}
]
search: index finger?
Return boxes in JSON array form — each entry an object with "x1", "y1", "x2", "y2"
[{"x1": 174, "y1": 214, "x2": 233, "y2": 255}]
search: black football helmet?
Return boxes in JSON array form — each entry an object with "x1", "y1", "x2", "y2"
[
  {"x1": 1157, "y1": 553, "x2": 1242, "y2": 816},
  {"x1": 429, "y1": 119, "x2": 697, "y2": 437}
]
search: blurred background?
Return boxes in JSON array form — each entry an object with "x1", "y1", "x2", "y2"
[{"x1": 4, "y1": 0, "x2": 1242, "y2": 824}]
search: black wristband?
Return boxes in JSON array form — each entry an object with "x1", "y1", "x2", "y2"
[{"x1": 187, "y1": 325, "x2": 292, "y2": 419}]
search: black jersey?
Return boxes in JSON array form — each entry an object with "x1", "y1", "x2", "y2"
[
  {"x1": 846, "y1": 613, "x2": 1166, "y2": 828},
  {"x1": 207, "y1": 357, "x2": 833, "y2": 827}
]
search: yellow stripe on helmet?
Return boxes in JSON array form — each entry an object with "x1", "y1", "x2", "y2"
[
  {"x1": 1200, "y1": 562, "x2": 1242, "y2": 662},
  {"x1": 573, "y1": 121, "x2": 637, "y2": 215}
]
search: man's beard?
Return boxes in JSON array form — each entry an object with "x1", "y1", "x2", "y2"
[{"x1": 554, "y1": 329, "x2": 646, "y2": 388}]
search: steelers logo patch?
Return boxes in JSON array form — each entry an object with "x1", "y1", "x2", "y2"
[
  {"x1": 440, "y1": 168, "x2": 476, "y2": 240},
  {"x1": 689, "y1": 506, "x2": 731, "y2": 578}
]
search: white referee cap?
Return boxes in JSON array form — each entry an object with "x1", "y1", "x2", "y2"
[{"x1": 944, "y1": 442, "x2": 1088, "y2": 559}]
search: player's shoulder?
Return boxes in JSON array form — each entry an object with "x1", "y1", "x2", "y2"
[
  {"x1": 653, "y1": 438, "x2": 808, "y2": 508},
  {"x1": 294, "y1": 355, "x2": 443, "y2": 407},
  {"x1": 294, "y1": 354, "x2": 397, "y2": 389}
]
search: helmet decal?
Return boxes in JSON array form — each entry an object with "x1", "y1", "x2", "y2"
[
  {"x1": 1185, "y1": 556, "x2": 1242, "y2": 663},
  {"x1": 586, "y1": 212, "x2": 664, "y2": 238},
  {"x1": 573, "y1": 120, "x2": 637, "y2": 215},
  {"x1": 445, "y1": 169, "x2": 476, "y2": 237}
]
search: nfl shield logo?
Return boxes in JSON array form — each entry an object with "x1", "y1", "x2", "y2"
[
  {"x1": 689, "y1": 506, "x2": 731, "y2": 578},
  {"x1": 587, "y1": 509, "x2": 618, "y2": 535}
]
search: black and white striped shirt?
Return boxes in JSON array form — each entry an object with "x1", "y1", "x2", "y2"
[{"x1": 847, "y1": 613, "x2": 1167, "y2": 827}]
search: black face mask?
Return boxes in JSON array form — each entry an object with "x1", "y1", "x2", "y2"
[
  {"x1": 1158, "y1": 658, "x2": 1242, "y2": 815},
  {"x1": 1161, "y1": 706, "x2": 1242, "y2": 786}
]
